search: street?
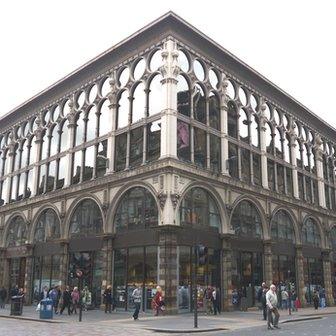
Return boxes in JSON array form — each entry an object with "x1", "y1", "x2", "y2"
[{"x1": 0, "y1": 314, "x2": 336, "y2": 336}]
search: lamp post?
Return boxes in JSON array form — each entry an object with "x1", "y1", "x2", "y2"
[{"x1": 287, "y1": 270, "x2": 291, "y2": 315}]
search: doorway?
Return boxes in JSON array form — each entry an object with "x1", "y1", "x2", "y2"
[{"x1": 8, "y1": 258, "x2": 26, "y2": 293}]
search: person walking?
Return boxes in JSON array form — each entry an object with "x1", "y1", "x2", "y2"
[
  {"x1": 152, "y1": 286, "x2": 164, "y2": 316},
  {"x1": 212, "y1": 287, "x2": 220, "y2": 315},
  {"x1": 103, "y1": 285, "x2": 113, "y2": 314},
  {"x1": 266, "y1": 284, "x2": 280, "y2": 330},
  {"x1": 131, "y1": 285, "x2": 142, "y2": 320},
  {"x1": 60, "y1": 286, "x2": 72, "y2": 315},
  {"x1": 281, "y1": 289, "x2": 288, "y2": 310},
  {"x1": 71, "y1": 287, "x2": 80, "y2": 314},
  {"x1": 40, "y1": 286, "x2": 49, "y2": 301},
  {"x1": 0, "y1": 286, "x2": 7, "y2": 308},
  {"x1": 312, "y1": 289, "x2": 319, "y2": 310},
  {"x1": 260, "y1": 283, "x2": 268, "y2": 320},
  {"x1": 82, "y1": 286, "x2": 92, "y2": 311},
  {"x1": 205, "y1": 287, "x2": 213, "y2": 315},
  {"x1": 49, "y1": 286, "x2": 60, "y2": 314}
]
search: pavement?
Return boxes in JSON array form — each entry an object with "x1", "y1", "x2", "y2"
[{"x1": 1, "y1": 305, "x2": 336, "y2": 333}]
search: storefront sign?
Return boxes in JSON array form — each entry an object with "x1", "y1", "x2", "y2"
[{"x1": 5, "y1": 246, "x2": 29, "y2": 258}]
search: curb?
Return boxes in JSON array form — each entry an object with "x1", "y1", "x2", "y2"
[
  {"x1": 146, "y1": 327, "x2": 228, "y2": 333},
  {"x1": 281, "y1": 316, "x2": 323, "y2": 324},
  {"x1": 0, "y1": 315, "x2": 64, "y2": 324}
]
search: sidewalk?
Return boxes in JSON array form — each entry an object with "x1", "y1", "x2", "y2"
[{"x1": 1, "y1": 305, "x2": 335, "y2": 333}]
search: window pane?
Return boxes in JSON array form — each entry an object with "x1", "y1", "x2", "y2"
[
  {"x1": 132, "y1": 83, "x2": 145, "y2": 123},
  {"x1": 60, "y1": 120, "x2": 69, "y2": 152},
  {"x1": 129, "y1": 127, "x2": 143, "y2": 167},
  {"x1": 56, "y1": 157, "x2": 66, "y2": 189},
  {"x1": 47, "y1": 161, "x2": 56, "y2": 192},
  {"x1": 75, "y1": 114, "x2": 85, "y2": 146},
  {"x1": 26, "y1": 170, "x2": 33, "y2": 198},
  {"x1": 10, "y1": 175, "x2": 18, "y2": 202},
  {"x1": 148, "y1": 75, "x2": 163, "y2": 116},
  {"x1": 177, "y1": 121, "x2": 190, "y2": 162},
  {"x1": 99, "y1": 100, "x2": 111, "y2": 136},
  {"x1": 97, "y1": 140, "x2": 108, "y2": 177},
  {"x1": 115, "y1": 133, "x2": 127, "y2": 172},
  {"x1": 29, "y1": 136, "x2": 37, "y2": 166},
  {"x1": 268, "y1": 159, "x2": 275, "y2": 190},
  {"x1": 228, "y1": 142, "x2": 238, "y2": 178},
  {"x1": 210, "y1": 135, "x2": 220, "y2": 172},
  {"x1": 83, "y1": 146, "x2": 95, "y2": 181},
  {"x1": 117, "y1": 91, "x2": 129, "y2": 129},
  {"x1": 209, "y1": 93, "x2": 220, "y2": 130},
  {"x1": 147, "y1": 121, "x2": 161, "y2": 162},
  {"x1": 241, "y1": 148, "x2": 250, "y2": 183},
  {"x1": 193, "y1": 84, "x2": 206, "y2": 124},
  {"x1": 18, "y1": 173, "x2": 25, "y2": 200},
  {"x1": 194, "y1": 128, "x2": 206, "y2": 168},
  {"x1": 228, "y1": 102, "x2": 238, "y2": 138},
  {"x1": 239, "y1": 109, "x2": 249, "y2": 143},
  {"x1": 38, "y1": 164, "x2": 46, "y2": 195},
  {"x1": 86, "y1": 106, "x2": 97, "y2": 142},
  {"x1": 253, "y1": 153, "x2": 261, "y2": 186},
  {"x1": 50, "y1": 126, "x2": 59, "y2": 156},
  {"x1": 277, "y1": 164, "x2": 285, "y2": 194},
  {"x1": 72, "y1": 151, "x2": 82, "y2": 185},
  {"x1": 177, "y1": 75, "x2": 190, "y2": 116}
]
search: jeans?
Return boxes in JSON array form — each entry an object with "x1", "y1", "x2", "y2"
[
  {"x1": 281, "y1": 299, "x2": 287, "y2": 310},
  {"x1": 133, "y1": 302, "x2": 140, "y2": 320},
  {"x1": 267, "y1": 307, "x2": 280, "y2": 327}
]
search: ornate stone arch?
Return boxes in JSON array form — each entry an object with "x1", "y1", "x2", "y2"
[
  {"x1": 107, "y1": 181, "x2": 160, "y2": 233},
  {"x1": 329, "y1": 223, "x2": 336, "y2": 250},
  {"x1": 229, "y1": 195, "x2": 268, "y2": 239},
  {"x1": 64, "y1": 194, "x2": 105, "y2": 239},
  {"x1": 30, "y1": 204, "x2": 62, "y2": 242},
  {"x1": 301, "y1": 214, "x2": 326, "y2": 248},
  {"x1": 270, "y1": 206, "x2": 300, "y2": 244},
  {"x1": 3, "y1": 212, "x2": 28, "y2": 247},
  {"x1": 177, "y1": 181, "x2": 227, "y2": 234}
]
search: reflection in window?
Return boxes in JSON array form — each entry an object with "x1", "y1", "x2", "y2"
[
  {"x1": 60, "y1": 120, "x2": 69, "y2": 153},
  {"x1": 239, "y1": 109, "x2": 249, "y2": 143},
  {"x1": 241, "y1": 148, "x2": 250, "y2": 183},
  {"x1": 115, "y1": 187, "x2": 158, "y2": 231},
  {"x1": 117, "y1": 91, "x2": 129, "y2": 129},
  {"x1": 115, "y1": 133, "x2": 127, "y2": 172},
  {"x1": 268, "y1": 159, "x2": 275, "y2": 191},
  {"x1": 271, "y1": 210, "x2": 295, "y2": 242},
  {"x1": 26, "y1": 169, "x2": 33, "y2": 198},
  {"x1": 75, "y1": 113, "x2": 85, "y2": 146},
  {"x1": 193, "y1": 84, "x2": 206, "y2": 124},
  {"x1": 177, "y1": 121, "x2": 190, "y2": 162},
  {"x1": 210, "y1": 135, "x2": 220, "y2": 172},
  {"x1": 148, "y1": 75, "x2": 163, "y2": 116},
  {"x1": 83, "y1": 146, "x2": 95, "y2": 181},
  {"x1": 251, "y1": 116, "x2": 259, "y2": 148},
  {"x1": 231, "y1": 200, "x2": 262, "y2": 238},
  {"x1": 50, "y1": 125, "x2": 59, "y2": 157},
  {"x1": 56, "y1": 157, "x2": 66, "y2": 189},
  {"x1": 99, "y1": 100, "x2": 111, "y2": 136},
  {"x1": 209, "y1": 93, "x2": 220, "y2": 130},
  {"x1": 38, "y1": 164, "x2": 46, "y2": 195},
  {"x1": 97, "y1": 140, "x2": 108, "y2": 177},
  {"x1": 253, "y1": 153, "x2": 261, "y2": 186},
  {"x1": 228, "y1": 101, "x2": 238, "y2": 138},
  {"x1": 129, "y1": 127, "x2": 143, "y2": 168},
  {"x1": 277, "y1": 164, "x2": 285, "y2": 194},
  {"x1": 194, "y1": 128, "x2": 206, "y2": 168},
  {"x1": 147, "y1": 122, "x2": 161, "y2": 162},
  {"x1": 180, "y1": 187, "x2": 220, "y2": 230},
  {"x1": 302, "y1": 218, "x2": 321, "y2": 247},
  {"x1": 34, "y1": 209, "x2": 60, "y2": 242},
  {"x1": 29, "y1": 136, "x2": 37, "y2": 166},
  {"x1": 72, "y1": 151, "x2": 81, "y2": 185},
  {"x1": 47, "y1": 161, "x2": 56, "y2": 192},
  {"x1": 6, "y1": 216, "x2": 27, "y2": 247},
  {"x1": 69, "y1": 199, "x2": 103, "y2": 237},
  {"x1": 86, "y1": 106, "x2": 97, "y2": 142},
  {"x1": 177, "y1": 75, "x2": 190, "y2": 116},
  {"x1": 228, "y1": 142, "x2": 238, "y2": 178}
]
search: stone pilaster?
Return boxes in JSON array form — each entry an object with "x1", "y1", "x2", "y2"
[
  {"x1": 158, "y1": 227, "x2": 178, "y2": 314},
  {"x1": 59, "y1": 242, "x2": 69, "y2": 288},
  {"x1": 65, "y1": 99, "x2": 76, "y2": 187},
  {"x1": 31, "y1": 116, "x2": 43, "y2": 197},
  {"x1": 221, "y1": 236, "x2": 232, "y2": 311},
  {"x1": 295, "y1": 246, "x2": 306, "y2": 307},
  {"x1": 322, "y1": 250, "x2": 333, "y2": 306},
  {"x1": 259, "y1": 101, "x2": 269, "y2": 190},
  {"x1": 220, "y1": 75, "x2": 229, "y2": 175},
  {"x1": 314, "y1": 134, "x2": 326, "y2": 208},
  {"x1": 0, "y1": 249, "x2": 6, "y2": 287},
  {"x1": 24, "y1": 254, "x2": 33, "y2": 304},
  {"x1": 289, "y1": 130, "x2": 299, "y2": 199},
  {"x1": 263, "y1": 240, "x2": 273, "y2": 286},
  {"x1": 159, "y1": 39, "x2": 179, "y2": 159}
]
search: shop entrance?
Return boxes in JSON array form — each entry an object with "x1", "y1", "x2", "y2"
[{"x1": 8, "y1": 257, "x2": 26, "y2": 293}]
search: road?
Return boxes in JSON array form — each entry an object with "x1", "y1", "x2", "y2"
[{"x1": 0, "y1": 315, "x2": 335, "y2": 336}]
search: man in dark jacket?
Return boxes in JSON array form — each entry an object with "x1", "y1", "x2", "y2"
[
  {"x1": 0, "y1": 286, "x2": 7, "y2": 308},
  {"x1": 60, "y1": 286, "x2": 72, "y2": 315},
  {"x1": 103, "y1": 286, "x2": 113, "y2": 313}
]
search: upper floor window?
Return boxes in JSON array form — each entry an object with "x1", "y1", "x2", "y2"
[
  {"x1": 302, "y1": 218, "x2": 321, "y2": 247},
  {"x1": 271, "y1": 210, "x2": 295, "y2": 242},
  {"x1": 6, "y1": 216, "x2": 27, "y2": 247}
]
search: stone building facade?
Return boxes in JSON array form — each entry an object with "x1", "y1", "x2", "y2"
[{"x1": 0, "y1": 12, "x2": 336, "y2": 313}]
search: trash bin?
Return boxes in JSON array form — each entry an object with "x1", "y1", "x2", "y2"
[
  {"x1": 39, "y1": 298, "x2": 53, "y2": 319},
  {"x1": 10, "y1": 295, "x2": 23, "y2": 316}
]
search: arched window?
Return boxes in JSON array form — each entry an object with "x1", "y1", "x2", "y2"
[
  {"x1": 239, "y1": 109, "x2": 249, "y2": 143},
  {"x1": 132, "y1": 83, "x2": 146, "y2": 123},
  {"x1": 117, "y1": 91, "x2": 129, "y2": 129},
  {"x1": 86, "y1": 106, "x2": 97, "y2": 142},
  {"x1": 271, "y1": 210, "x2": 295, "y2": 242},
  {"x1": 295, "y1": 140, "x2": 302, "y2": 167},
  {"x1": 148, "y1": 74, "x2": 163, "y2": 116},
  {"x1": 209, "y1": 92, "x2": 220, "y2": 130},
  {"x1": 177, "y1": 75, "x2": 190, "y2": 116},
  {"x1": 99, "y1": 99, "x2": 111, "y2": 136},
  {"x1": 69, "y1": 199, "x2": 103, "y2": 237},
  {"x1": 60, "y1": 120, "x2": 69, "y2": 152},
  {"x1": 40, "y1": 130, "x2": 49, "y2": 161},
  {"x1": 193, "y1": 84, "x2": 206, "y2": 124},
  {"x1": 75, "y1": 113, "x2": 85, "y2": 146},
  {"x1": 302, "y1": 145, "x2": 309, "y2": 171},
  {"x1": 250, "y1": 115, "x2": 259, "y2": 148},
  {"x1": 302, "y1": 218, "x2": 321, "y2": 247},
  {"x1": 6, "y1": 216, "x2": 27, "y2": 247},
  {"x1": 180, "y1": 187, "x2": 220, "y2": 230},
  {"x1": 34, "y1": 208, "x2": 60, "y2": 242},
  {"x1": 265, "y1": 123, "x2": 273, "y2": 154},
  {"x1": 28, "y1": 135, "x2": 37, "y2": 166},
  {"x1": 20, "y1": 140, "x2": 28, "y2": 169},
  {"x1": 231, "y1": 200, "x2": 262, "y2": 238},
  {"x1": 330, "y1": 227, "x2": 336, "y2": 250},
  {"x1": 274, "y1": 128, "x2": 283, "y2": 158},
  {"x1": 227, "y1": 101, "x2": 238, "y2": 138},
  {"x1": 115, "y1": 187, "x2": 158, "y2": 231},
  {"x1": 283, "y1": 134, "x2": 291, "y2": 163},
  {"x1": 49, "y1": 125, "x2": 59, "y2": 157}
]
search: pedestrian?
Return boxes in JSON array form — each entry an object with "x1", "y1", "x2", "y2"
[
  {"x1": 205, "y1": 287, "x2": 213, "y2": 315},
  {"x1": 40, "y1": 286, "x2": 49, "y2": 301},
  {"x1": 291, "y1": 289, "x2": 298, "y2": 312},
  {"x1": 152, "y1": 286, "x2": 165, "y2": 316},
  {"x1": 319, "y1": 287, "x2": 326, "y2": 308},
  {"x1": 10, "y1": 285, "x2": 19, "y2": 297},
  {"x1": 212, "y1": 287, "x2": 220, "y2": 315},
  {"x1": 49, "y1": 286, "x2": 60, "y2": 314},
  {"x1": 0, "y1": 286, "x2": 7, "y2": 308},
  {"x1": 71, "y1": 287, "x2": 80, "y2": 314},
  {"x1": 82, "y1": 286, "x2": 92, "y2": 311},
  {"x1": 260, "y1": 283, "x2": 268, "y2": 320},
  {"x1": 266, "y1": 284, "x2": 280, "y2": 330},
  {"x1": 60, "y1": 286, "x2": 72, "y2": 315},
  {"x1": 232, "y1": 289, "x2": 239, "y2": 310},
  {"x1": 281, "y1": 289, "x2": 288, "y2": 310},
  {"x1": 312, "y1": 289, "x2": 319, "y2": 310},
  {"x1": 103, "y1": 285, "x2": 113, "y2": 314},
  {"x1": 131, "y1": 285, "x2": 142, "y2": 320}
]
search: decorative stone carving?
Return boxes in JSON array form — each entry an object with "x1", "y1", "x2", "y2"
[
  {"x1": 107, "y1": 72, "x2": 118, "y2": 108},
  {"x1": 160, "y1": 40, "x2": 179, "y2": 81},
  {"x1": 67, "y1": 97, "x2": 77, "y2": 127},
  {"x1": 170, "y1": 192, "x2": 180, "y2": 209},
  {"x1": 158, "y1": 192, "x2": 167, "y2": 210}
]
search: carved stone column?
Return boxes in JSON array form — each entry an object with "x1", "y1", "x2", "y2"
[
  {"x1": 263, "y1": 240, "x2": 273, "y2": 286},
  {"x1": 221, "y1": 235, "x2": 233, "y2": 311},
  {"x1": 289, "y1": 129, "x2": 299, "y2": 199},
  {"x1": 59, "y1": 241, "x2": 69, "y2": 288},
  {"x1": 322, "y1": 250, "x2": 333, "y2": 306},
  {"x1": 160, "y1": 39, "x2": 179, "y2": 159},
  {"x1": 65, "y1": 99, "x2": 76, "y2": 187},
  {"x1": 295, "y1": 245, "x2": 306, "y2": 307},
  {"x1": 158, "y1": 226, "x2": 178, "y2": 314},
  {"x1": 314, "y1": 134, "x2": 326, "y2": 208},
  {"x1": 24, "y1": 253, "x2": 33, "y2": 304},
  {"x1": 0, "y1": 248, "x2": 7, "y2": 288},
  {"x1": 220, "y1": 75, "x2": 229, "y2": 175},
  {"x1": 259, "y1": 101, "x2": 269, "y2": 190},
  {"x1": 31, "y1": 116, "x2": 43, "y2": 197}
]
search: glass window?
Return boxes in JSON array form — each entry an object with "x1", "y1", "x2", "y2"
[
  {"x1": 83, "y1": 146, "x2": 95, "y2": 181},
  {"x1": 253, "y1": 153, "x2": 261, "y2": 186},
  {"x1": 28, "y1": 136, "x2": 37, "y2": 166},
  {"x1": 50, "y1": 125, "x2": 59, "y2": 156},
  {"x1": 302, "y1": 218, "x2": 321, "y2": 247},
  {"x1": 193, "y1": 84, "x2": 206, "y2": 124},
  {"x1": 37, "y1": 164, "x2": 46, "y2": 195},
  {"x1": 239, "y1": 109, "x2": 249, "y2": 143},
  {"x1": 97, "y1": 140, "x2": 108, "y2": 177},
  {"x1": 114, "y1": 187, "x2": 158, "y2": 231},
  {"x1": 148, "y1": 75, "x2": 163, "y2": 116},
  {"x1": 86, "y1": 106, "x2": 97, "y2": 142},
  {"x1": 268, "y1": 159, "x2": 275, "y2": 191},
  {"x1": 18, "y1": 173, "x2": 25, "y2": 200},
  {"x1": 99, "y1": 100, "x2": 111, "y2": 136},
  {"x1": 75, "y1": 113, "x2": 85, "y2": 146},
  {"x1": 227, "y1": 102, "x2": 238, "y2": 138},
  {"x1": 177, "y1": 75, "x2": 190, "y2": 117},
  {"x1": 231, "y1": 200, "x2": 262, "y2": 238},
  {"x1": 250, "y1": 115, "x2": 259, "y2": 148},
  {"x1": 241, "y1": 148, "x2": 250, "y2": 183},
  {"x1": 180, "y1": 187, "x2": 220, "y2": 230},
  {"x1": 26, "y1": 169, "x2": 33, "y2": 198},
  {"x1": 147, "y1": 121, "x2": 161, "y2": 162},
  {"x1": 41, "y1": 132, "x2": 49, "y2": 161},
  {"x1": 56, "y1": 157, "x2": 66, "y2": 189},
  {"x1": 210, "y1": 134, "x2": 220, "y2": 172},
  {"x1": 6, "y1": 216, "x2": 27, "y2": 247},
  {"x1": 132, "y1": 83, "x2": 146, "y2": 123},
  {"x1": 47, "y1": 161, "x2": 56, "y2": 192},
  {"x1": 277, "y1": 164, "x2": 285, "y2": 194},
  {"x1": 69, "y1": 199, "x2": 103, "y2": 237},
  {"x1": 20, "y1": 140, "x2": 28, "y2": 169},
  {"x1": 72, "y1": 151, "x2": 82, "y2": 185},
  {"x1": 194, "y1": 128, "x2": 206, "y2": 168},
  {"x1": 117, "y1": 91, "x2": 129, "y2": 129},
  {"x1": 271, "y1": 210, "x2": 295, "y2": 242},
  {"x1": 34, "y1": 208, "x2": 60, "y2": 242},
  {"x1": 60, "y1": 120, "x2": 69, "y2": 152},
  {"x1": 228, "y1": 142, "x2": 238, "y2": 178},
  {"x1": 115, "y1": 133, "x2": 127, "y2": 172},
  {"x1": 209, "y1": 92, "x2": 220, "y2": 130},
  {"x1": 10, "y1": 175, "x2": 18, "y2": 202},
  {"x1": 129, "y1": 127, "x2": 143, "y2": 168},
  {"x1": 177, "y1": 121, "x2": 190, "y2": 162}
]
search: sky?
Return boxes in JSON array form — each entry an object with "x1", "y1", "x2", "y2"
[{"x1": 0, "y1": 0, "x2": 335, "y2": 130}]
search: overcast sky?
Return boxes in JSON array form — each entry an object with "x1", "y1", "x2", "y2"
[{"x1": 1, "y1": 0, "x2": 335, "y2": 130}]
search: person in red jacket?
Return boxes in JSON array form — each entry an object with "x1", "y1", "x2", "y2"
[{"x1": 152, "y1": 286, "x2": 165, "y2": 316}]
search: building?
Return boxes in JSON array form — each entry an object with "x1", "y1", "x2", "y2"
[{"x1": 0, "y1": 12, "x2": 336, "y2": 313}]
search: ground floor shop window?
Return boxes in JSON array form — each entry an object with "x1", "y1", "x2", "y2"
[
  {"x1": 231, "y1": 251, "x2": 263, "y2": 308},
  {"x1": 113, "y1": 246, "x2": 158, "y2": 311},
  {"x1": 32, "y1": 255, "x2": 60, "y2": 303},
  {"x1": 303, "y1": 257, "x2": 324, "y2": 304},
  {"x1": 68, "y1": 251, "x2": 103, "y2": 308},
  {"x1": 272, "y1": 255, "x2": 296, "y2": 286},
  {"x1": 8, "y1": 257, "x2": 26, "y2": 294},
  {"x1": 178, "y1": 246, "x2": 220, "y2": 312}
]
